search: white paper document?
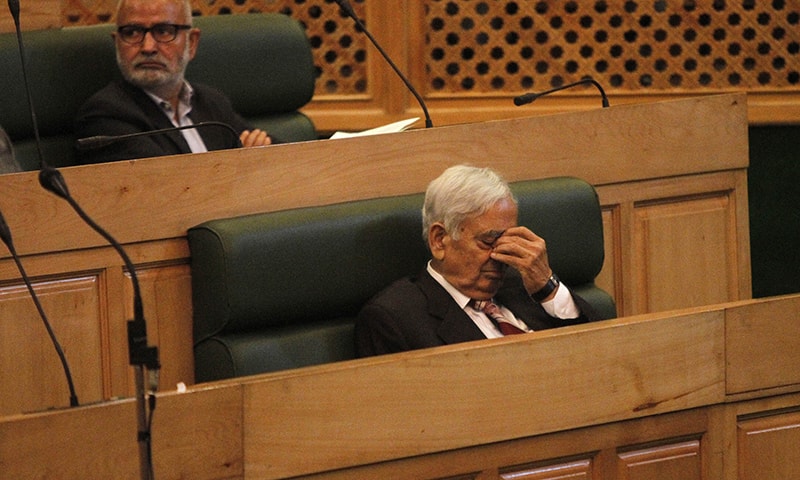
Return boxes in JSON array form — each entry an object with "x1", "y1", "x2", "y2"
[{"x1": 329, "y1": 117, "x2": 420, "y2": 139}]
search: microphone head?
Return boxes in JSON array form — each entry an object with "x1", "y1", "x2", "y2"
[
  {"x1": 513, "y1": 93, "x2": 536, "y2": 106},
  {"x1": 75, "y1": 136, "x2": 113, "y2": 150},
  {"x1": 7, "y1": 0, "x2": 20, "y2": 20},
  {"x1": 39, "y1": 166, "x2": 71, "y2": 200}
]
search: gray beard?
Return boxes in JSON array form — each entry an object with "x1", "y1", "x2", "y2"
[{"x1": 116, "y1": 48, "x2": 190, "y2": 98}]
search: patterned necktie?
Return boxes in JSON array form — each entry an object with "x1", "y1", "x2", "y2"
[{"x1": 472, "y1": 299, "x2": 527, "y2": 335}]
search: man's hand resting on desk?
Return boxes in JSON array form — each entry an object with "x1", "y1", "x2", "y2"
[{"x1": 239, "y1": 128, "x2": 273, "y2": 147}]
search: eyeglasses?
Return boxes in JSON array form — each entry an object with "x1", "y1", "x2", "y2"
[{"x1": 116, "y1": 23, "x2": 192, "y2": 44}]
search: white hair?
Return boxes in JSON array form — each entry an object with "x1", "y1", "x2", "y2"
[{"x1": 422, "y1": 165, "x2": 516, "y2": 243}]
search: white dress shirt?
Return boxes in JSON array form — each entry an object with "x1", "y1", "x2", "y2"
[
  {"x1": 145, "y1": 81, "x2": 208, "y2": 153},
  {"x1": 426, "y1": 261, "x2": 580, "y2": 338}
]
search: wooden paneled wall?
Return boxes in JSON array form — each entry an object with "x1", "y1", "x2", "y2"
[{"x1": 0, "y1": 1, "x2": 798, "y2": 132}]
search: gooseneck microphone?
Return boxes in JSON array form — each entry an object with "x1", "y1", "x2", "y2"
[
  {"x1": 334, "y1": 0, "x2": 434, "y2": 128},
  {"x1": 37, "y1": 171, "x2": 154, "y2": 370},
  {"x1": 7, "y1": 0, "x2": 45, "y2": 168},
  {"x1": 76, "y1": 121, "x2": 243, "y2": 150},
  {"x1": 9, "y1": 0, "x2": 159, "y2": 477},
  {"x1": 0, "y1": 210, "x2": 79, "y2": 408},
  {"x1": 514, "y1": 76, "x2": 610, "y2": 108},
  {"x1": 38, "y1": 166, "x2": 161, "y2": 480},
  {"x1": 6, "y1": 0, "x2": 80, "y2": 409}
]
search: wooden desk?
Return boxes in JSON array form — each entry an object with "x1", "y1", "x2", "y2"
[
  {"x1": 0, "y1": 94, "x2": 750, "y2": 414},
  {"x1": 2, "y1": 294, "x2": 799, "y2": 479}
]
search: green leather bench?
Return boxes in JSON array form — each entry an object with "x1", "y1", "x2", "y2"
[
  {"x1": 188, "y1": 177, "x2": 617, "y2": 383},
  {"x1": 0, "y1": 13, "x2": 316, "y2": 171}
]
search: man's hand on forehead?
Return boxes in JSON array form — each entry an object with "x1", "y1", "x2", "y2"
[{"x1": 490, "y1": 226, "x2": 554, "y2": 294}]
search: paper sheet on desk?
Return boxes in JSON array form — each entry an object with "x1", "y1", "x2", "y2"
[{"x1": 329, "y1": 117, "x2": 420, "y2": 139}]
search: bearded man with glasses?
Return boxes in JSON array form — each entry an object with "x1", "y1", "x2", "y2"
[{"x1": 75, "y1": 0, "x2": 273, "y2": 165}]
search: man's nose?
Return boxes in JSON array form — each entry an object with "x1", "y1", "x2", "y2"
[
  {"x1": 488, "y1": 257, "x2": 507, "y2": 270},
  {"x1": 140, "y1": 32, "x2": 159, "y2": 51}
]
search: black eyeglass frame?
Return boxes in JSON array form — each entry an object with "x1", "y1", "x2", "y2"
[{"x1": 116, "y1": 23, "x2": 193, "y2": 44}]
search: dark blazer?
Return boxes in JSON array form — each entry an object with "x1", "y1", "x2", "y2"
[
  {"x1": 355, "y1": 268, "x2": 600, "y2": 357},
  {"x1": 74, "y1": 80, "x2": 250, "y2": 164}
]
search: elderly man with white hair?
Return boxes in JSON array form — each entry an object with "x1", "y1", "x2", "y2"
[{"x1": 355, "y1": 165, "x2": 602, "y2": 357}]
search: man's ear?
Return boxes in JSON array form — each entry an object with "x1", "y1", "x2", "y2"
[
  {"x1": 187, "y1": 28, "x2": 201, "y2": 59},
  {"x1": 428, "y1": 223, "x2": 447, "y2": 261}
]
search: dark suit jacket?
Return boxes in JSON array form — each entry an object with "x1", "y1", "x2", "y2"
[
  {"x1": 74, "y1": 80, "x2": 251, "y2": 164},
  {"x1": 355, "y1": 268, "x2": 600, "y2": 357}
]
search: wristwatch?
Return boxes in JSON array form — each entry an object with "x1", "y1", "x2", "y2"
[{"x1": 532, "y1": 273, "x2": 560, "y2": 302}]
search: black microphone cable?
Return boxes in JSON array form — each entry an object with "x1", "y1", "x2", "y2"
[
  {"x1": 8, "y1": 0, "x2": 158, "y2": 477},
  {"x1": 334, "y1": 0, "x2": 434, "y2": 128},
  {"x1": 75, "y1": 121, "x2": 244, "y2": 150},
  {"x1": 7, "y1": 0, "x2": 45, "y2": 168},
  {"x1": 514, "y1": 76, "x2": 610, "y2": 108},
  {"x1": 39, "y1": 166, "x2": 160, "y2": 480},
  {"x1": 0, "y1": 210, "x2": 79, "y2": 407},
  {"x1": 5, "y1": 0, "x2": 80, "y2": 409}
]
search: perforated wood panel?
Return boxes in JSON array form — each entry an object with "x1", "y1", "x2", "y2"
[
  {"x1": 62, "y1": 0, "x2": 800, "y2": 98},
  {"x1": 426, "y1": 0, "x2": 800, "y2": 94}
]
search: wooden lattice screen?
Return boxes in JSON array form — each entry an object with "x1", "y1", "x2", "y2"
[
  {"x1": 425, "y1": 0, "x2": 800, "y2": 93},
  {"x1": 63, "y1": 0, "x2": 800, "y2": 97}
]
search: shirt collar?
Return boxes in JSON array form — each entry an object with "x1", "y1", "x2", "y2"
[
  {"x1": 144, "y1": 80, "x2": 194, "y2": 114},
  {"x1": 426, "y1": 261, "x2": 473, "y2": 310}
]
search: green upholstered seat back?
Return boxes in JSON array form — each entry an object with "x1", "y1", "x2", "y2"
[
  {"x1": 0, "y1": 24, "x2": 117, "y2": 170},
  {"x1": 188, "y1": 14, "x2": 316, "y2": 143},
  {"x1": 0, "y1": 13, "x2": 315, "y2": 171},
  {"x1": 188, "y1": 176, "x2": 616, "y2": 382}
]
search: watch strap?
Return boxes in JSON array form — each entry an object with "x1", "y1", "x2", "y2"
[{"x1": 532, "y1": 273, "x2": 560, "y2": 302}]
